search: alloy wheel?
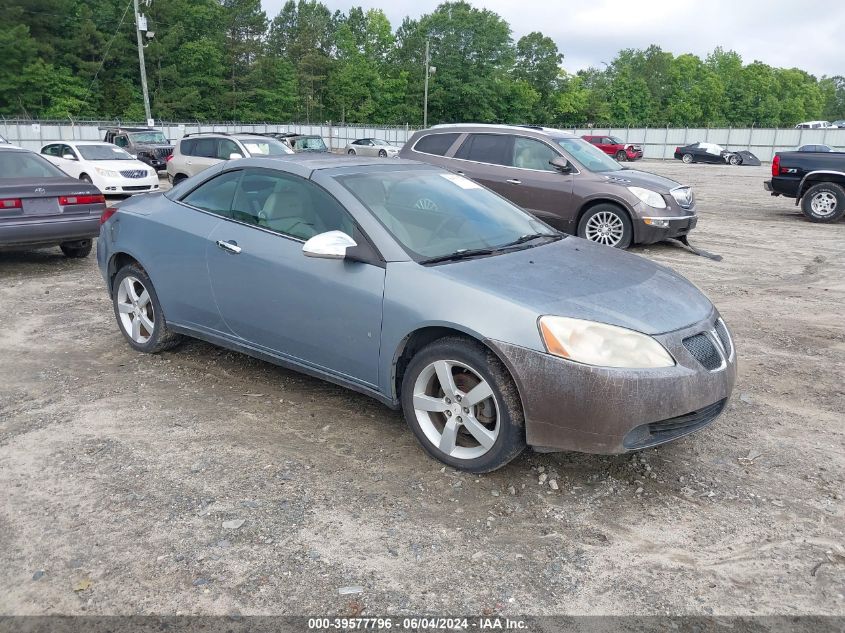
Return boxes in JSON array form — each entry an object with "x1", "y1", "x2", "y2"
[
  {"x1": 810, "y1": 191, "x2": 837, "y2": 216},
  {"x1": 682, "y1": 154, "x2": 693, "y2": 163},
  {"x1": 584, "y1": 210, "x2": 625, "y2": 246},
  {"x1": 412, "y1": 359, "x2": 499, "y2": 460},
  {"x1": 116, "y1": 276, "x2": 155, "y2": 344}
]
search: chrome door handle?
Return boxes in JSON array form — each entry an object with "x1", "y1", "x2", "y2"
[
  {"x1": 216, "y1": 240, "x2": 241, "y2": 254},
  {"x1": 506, "y1": 179, "x2": 521, "y2": 184}
]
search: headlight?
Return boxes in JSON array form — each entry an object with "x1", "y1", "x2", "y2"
[
  {"x1": 627, "y1": 186, "x2": 666, "y2": 209},
  {"x1": 538, "y1": 316, "x2": 675, "y2": 368},
  {"x1": 95, "y1": 167, "x2": 119, "y2": 178}
]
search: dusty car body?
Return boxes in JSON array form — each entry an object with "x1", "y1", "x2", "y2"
[
  {"x1": 400, "y1": 124, "x2": 697, "y2": 248},
  {"x1": 345, "y1": 138, "x2": 400, "y2": 158},
  {"x1": 98, "y1": 155, "x2": 735, "y2": 472},
  {"x1": 0, "y1": 146, "x2": 106, "y2": 257},
  {"x1": 674, "y1": 142, "x2": 761, "y2": 166},
  {"x1": 582, "y1": 135, "x2": 644, "y2": 161},
  {"x1": 103, "y1": 127, "x2": 173, "y2": 172}
]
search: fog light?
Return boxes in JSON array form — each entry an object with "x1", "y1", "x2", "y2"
[{"x1": 644, "y1": 218, "x2": 670, "y2": 228}]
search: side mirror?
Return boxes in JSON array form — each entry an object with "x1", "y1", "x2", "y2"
[
  {"x1": 131, "y1": 154, "x2": 138, "y2": 159},
  {"x1": 549, "y1": 156, "x2": 572, "y2": 173},
  {"x1": 302, "y1": 230, "x2": 357, "y2": 260},
  {"x1": 229, "y1": 152, "x2": 243, "y2": 160},
  {"x1": 62, "y1": 153, "x2": 77, "y2": 161}
]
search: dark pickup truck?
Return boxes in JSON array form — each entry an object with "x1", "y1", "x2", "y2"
[{"x1": 765, "y1": 151, "x2": 845, "y2": 222}]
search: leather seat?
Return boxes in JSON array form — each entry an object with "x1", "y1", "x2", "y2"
[{"x1": 258, "y1": 179, "x2": 326, "y2": 239}]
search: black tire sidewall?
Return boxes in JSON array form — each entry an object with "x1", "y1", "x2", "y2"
[
  {"x1": 683, "y1": 154, "x2": 693, "y2": 163},
  {"x1": 60, "y1": 239, "x2": 93, "y2": 258},
  {"x1": 112, "y1": 265, "x2": 168, "y2": 353},
  {"x1": 400, "y1": 337, "x2": 525, "y2": 473},
  {"x1": 577, "y1": 204, "x2": 634, "y2": 249},
  {"x1": 347, "y1": 149, "x2": 355, "y2": 155},
  {"x1": 615, "y1": 150, "x2": 627, "y2": 161},
  {"x1": 801, "y1": 183, "x2": 845, "y2": 223},
  {"x1": 379, "y1": 149, "x2": 387, "y2": 158}
]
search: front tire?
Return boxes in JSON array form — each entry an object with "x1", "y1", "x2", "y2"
[
  {"x1": 80, "y1": 174, "x2": 92, "y2": 183},
  {"x1": 577, "y1": 204, "x2": 633, "y2": 249},
  {"x1": 801, "y1": 183, "x2": 845, "y2": 223},
  {"x1": 728, "y1": 154, "x2": 741, "y2": 166},
  {"x1": 401, "y1": 337, "x2": 526, "y2": 473},
  {"x1": 378, "y1": 149, "x2": 388, "y2": 158},
  {"x1": 615, "y1": 150, "x2": 627, "y2": 162},
  {"x1": 112, "y1": 264, "x2": 182, "y2": 353},
  {"x1": 347, "y1": 149, "x2": 356, "y2": 155},
  {"x1": 60, "y1": 239, "x2": 92, "y2": 258},
  {"x1": 682, "y1": 153, "x2": 694, "y2": 164}
]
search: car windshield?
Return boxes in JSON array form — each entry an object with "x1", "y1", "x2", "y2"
[
  {"x1": 130, "y1": 131, "x2": 168, "y2": 144},
  {"x1": 294, "y1": 136, "x2": 327, "y2": 151},
  {"x1": 337, "y1": 169, "x2": 558, "y2": 261},
  {"x1": 0, "y1": 134, "x2": 8, "y2": 143},
  {"x1": 77, "y1": 144, "x2": 134, "y2": 160},
  {"x1": 0, "y1": 151, "x2": 68, "y2": 179},
  {"x1": 238, "y1": 138, "x2": 291, "y2": 156},
  {"x1": 554, "y1": 137, "x2": 622, "y2": 172},
  {"x1": 373, "y1": 139, "x2": 395, "y2": 146},
  {"x1": 609, "y1": 136, "x2": 625, "y2": 144}
]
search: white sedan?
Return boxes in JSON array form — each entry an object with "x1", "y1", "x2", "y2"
[
  {"x1": 345, "y1": 138, "x2": 400, "y2": 158},
  {"x1": 40, "y1": 141, "x2": 160, "y2": 195}
]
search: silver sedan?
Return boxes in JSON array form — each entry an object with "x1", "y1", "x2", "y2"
[{"x1": 345, "y1": 138, "x2": 400, "y2": 158}]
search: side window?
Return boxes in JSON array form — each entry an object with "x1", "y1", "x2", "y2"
[
  {"x1": 193, "y1": 138, "x2": 217, "y2": 158},
  {"x1": 113, "y1": 135, "x2": 128, "y2": 148},
  {"x1": 229, "y1": 169, "x2": 354, "y2": 241},
  {"x1": 180, "y1": 138, "x2": 196, "y2": 156},
  {"x1": 586, "y1": 137, "x2": 599, "y2": 145},
  {"x1": 42, "y1": 144, "x2": 60, "y2": 156},
  {"x1": 217, "y1": 138, "x2": 241, "y2": 159},
  {"x1": 61, "y1": 145, "x2": 76, "y2": 159},
  {"x1": 511, "y1": 137, "x2": 558, "y2": 171},
  {"x1": 181, "y1": 170, "x2": 242, "y2": 217},
  {"x1": 413, "y1": 133, "x2": 460, "y2": 156},
  {"x1": 454, "y1": 133, "x2": 514, "y2": 166}
]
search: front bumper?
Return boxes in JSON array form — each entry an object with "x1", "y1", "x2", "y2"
[
  {"x1": 636, "y1": 214, "x2": 698, "y2": 244},
  {"x1": 97, "y1": 176, "x2": 160, "y2": 195},
  {"x1": 488, "y1": 312, "x2": 736, "y2": 454},
  {"x1": 626, "y1": 149, "x2": 644, "y2": 160},
  {"x1": 0, "y1": 215, "x2": 100, "y2": 248}
]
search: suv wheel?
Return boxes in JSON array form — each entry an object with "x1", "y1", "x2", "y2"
[
  {"x1": 578, "y1": 204, "x2": 633, "y2": 249},
  {"x1": 801, "y1": 183, "x2": 845, "y2": 223},
  {"x1": 401, "y1": 337, "x2": 526, "y2": 473},
  {"x1": 615, "y1": 150, "x2": 627, "y2": 162},
  {"x1": 682, "y1": 153, "x2": 694, "y2": 164},
  {"x1": 112, "y1": 264, "x2": 182, "y2": 353}
]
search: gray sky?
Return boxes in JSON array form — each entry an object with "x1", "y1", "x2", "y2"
[{"x1": 260, "y1": 0, "x2": 844, "y2": 78}]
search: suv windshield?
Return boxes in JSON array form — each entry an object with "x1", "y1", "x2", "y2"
[
  {"x1": 294, "y1": 136, "x2": 327, "y2": 151},
  {"x1": 237, "y1": 137, "x2": 291, "y2": 156},
  {"x1": 130, "y1": 131, "x2": 168, "y2": 144},
  {"x1": 554, "y1": 137, "x2": 623, "y2": 172},
  {"x1": 0, "y1": 151, "x2": 67, "y2": 179},
  {"x1": 338, "y1": 169, "x2": 557, "y2": 261},
  {"x1": 77, "y1": 144, "x2": 133, "y2": 160}
]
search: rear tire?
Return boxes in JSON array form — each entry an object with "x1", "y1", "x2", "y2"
[
  {"x1": 60, "y1": 239, "x2": 92, "y2": 258},
  {"x1": 801, "y1": 182, "x2": 845, "y2": 223},
  {"x1": 577, "y1": 204, "x2": 633, "y2": 249},
  {"x1": 173, "y1": 174, "x2": 187, "y2": 184},
  {"x1": 401, "y1": 337, "x2": 526, "y2": 473},
  {"x1": 112, "y1": 264, "x2": 182, "y2": 354},
  {"x1": 615, "y1": 150, "x2": 627, "y2": 162},
  {"x1": 347, "y1": 149, "x2": 356, "y2": 155},
  {"x1": 682, "y1": 153, "x2": 694, "y2": 164}
]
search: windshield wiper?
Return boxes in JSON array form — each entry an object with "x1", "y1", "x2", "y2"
[
  {"x1": 421, "y1": 247, "x2": 497, "y2": 265},
  {"x1": 499, "y1": 233, "x2": 561, "y2": 249}
]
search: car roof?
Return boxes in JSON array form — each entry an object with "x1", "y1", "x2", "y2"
[
  {"x1": 51, "y1": 140, "x2": 119, "y2": 146},
  {"x1": 427, "y1": 123, "x2": 576, "y2": 138}
]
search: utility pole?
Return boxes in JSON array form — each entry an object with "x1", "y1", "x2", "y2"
[
  {"x1": 134, "y1": 0, "x2": 152, "y2": 124},
  {"x1": 423, "y1": 38, "x2": 430, "y2": 128}
]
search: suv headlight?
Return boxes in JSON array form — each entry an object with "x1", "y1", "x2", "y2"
[
  {"x1": 538, "y1": 316, "x2": 675, "y2": 368},
  {"x1": 95, "y1": 167, "x2": 119, "y2": 178},
  {"x1": 627, "y1": 186, "x2": 666, "y2": 209}
]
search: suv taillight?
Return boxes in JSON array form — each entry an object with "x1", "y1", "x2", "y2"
[{"x1": 772, "y1": 155, "x2": 780, "y2": 177}]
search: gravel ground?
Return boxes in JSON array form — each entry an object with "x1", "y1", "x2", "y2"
[{"x1": 0, "y1": 161, "x2": 843, "y2": 617}]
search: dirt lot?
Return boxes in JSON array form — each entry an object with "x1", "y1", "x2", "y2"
[{"x1": 0, "y1": 161, "x2": 843, "y2": 618}]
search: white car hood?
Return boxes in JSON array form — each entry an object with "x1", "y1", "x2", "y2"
[{"x1": 86, "y1": 159, "x2": 151, "y2": 172}]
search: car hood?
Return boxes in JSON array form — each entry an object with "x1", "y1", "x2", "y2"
[
  {"x1": 435, "y1": 237, "x2": 714, "y2": 335},
  {"x1": 602, "y1": 168, "x2": 683, "y2": 193},
  {"x1": 135, "y1": 144, "x2": 174, "y2": 151},
  {"x1": 83, "y1": 160, "x2": 151, "y2": 172}
]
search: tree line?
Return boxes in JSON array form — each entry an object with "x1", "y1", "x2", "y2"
[{"x1": 2, "y1": 0, "x2": 843, "y2": 127}]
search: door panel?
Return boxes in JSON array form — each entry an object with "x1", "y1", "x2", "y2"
[{"x1": 206, "y1": 223, "x2": 385, "y2": 385}]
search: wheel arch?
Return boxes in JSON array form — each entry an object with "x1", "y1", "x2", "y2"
[
  {"x1": 107, "y1": 251, "x2": 145, "y2": 294},
  {"x1": 391, "y1": 325, "x2": 525, "y2": 412},
  {"x1": 575, "y1": 197, "x2": 635, "y2": 233},
  {"x1": 797, "y1": 172, "x2": 845, "y2": 200}
]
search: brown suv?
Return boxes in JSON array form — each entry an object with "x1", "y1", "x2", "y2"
[{"x1": 400, "y1": 124, "x2": 697, "y2": 248}]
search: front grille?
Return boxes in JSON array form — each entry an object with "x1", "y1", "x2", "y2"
[
  {"x1": 683, "y1": 333, "x2": 722, "y2": 370},
  {"x1": 715, "y1": 319, "x2": 733, "y2": 357},
  {"x1": 623, "y1": 399, "x2": 727, "y2": 449},
  {"x1": 122, "y1": 185, "x2": 152, "y2": 191},
  {"x1": 120, "y1": 169, "x2": 148, "y2": 178},
  {"x1": 153, "y1": 147, "x2": 173, "y2": 159}
]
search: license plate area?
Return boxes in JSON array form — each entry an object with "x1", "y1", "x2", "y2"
[{"x1": 23, "y1": 197, "x2": 60, "y2": 216}]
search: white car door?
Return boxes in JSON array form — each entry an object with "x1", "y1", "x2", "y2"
[{"x1": 56, "y1": 144, "x2": 84, "y2": 179}]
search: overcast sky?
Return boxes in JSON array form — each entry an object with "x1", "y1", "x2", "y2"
[{"x1": 260, "y1": 0, "x2": 844, "y2": 78}]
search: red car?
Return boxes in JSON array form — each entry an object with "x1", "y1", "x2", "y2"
[{"x1": 582, "y1": 135, "x2": 644, "y2": 161}]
